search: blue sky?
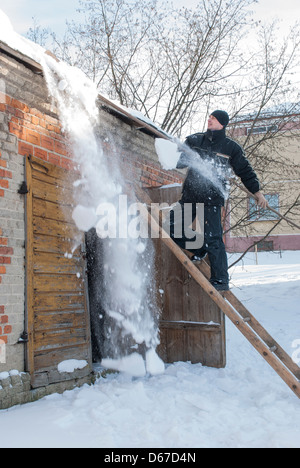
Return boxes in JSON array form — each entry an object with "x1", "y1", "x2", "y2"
[
  {"x1": 0, "y1": 0, "x2": 82, "y2": 35},
  {"x1": 0, "y1": 0, "x2": 299, "y2": 37}
]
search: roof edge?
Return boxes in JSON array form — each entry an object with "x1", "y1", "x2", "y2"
[{"x1": 0, "y1": 40, "x2": 168, "y2": 140}]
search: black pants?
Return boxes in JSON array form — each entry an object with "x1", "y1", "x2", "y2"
[{"x1": 169, "y1": 203, "x2": 229, "y2": 285}]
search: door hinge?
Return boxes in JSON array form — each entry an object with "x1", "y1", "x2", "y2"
[
  {"x1": 18, "y1": 181, "x2": 29, "y2": 195},
  {"x1": 18, "y1": 331, "x2": 29, "y2": 343}
]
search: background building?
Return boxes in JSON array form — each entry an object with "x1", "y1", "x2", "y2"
[{"x1": 225, "y1": 106, "x2": 300, "y2": 253}]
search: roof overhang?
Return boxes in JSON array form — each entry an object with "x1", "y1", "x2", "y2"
[{"x1": 0, "y1": 40, "x2": 169, "y2": 140}]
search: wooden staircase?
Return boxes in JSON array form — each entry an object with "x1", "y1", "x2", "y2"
[{"x1": 136, "y1": 185, "x2": 300, "y2": 399}]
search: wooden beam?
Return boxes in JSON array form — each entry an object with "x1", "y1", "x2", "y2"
[{"x1": 0, "y1": 41, "x2": 43, "y2": 74}]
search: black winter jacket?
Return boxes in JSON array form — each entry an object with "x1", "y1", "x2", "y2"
[{"x1": 177, "y1": 128, "x2": 260, "y2": 206}]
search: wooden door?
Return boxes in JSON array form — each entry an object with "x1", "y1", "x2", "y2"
[
  {"x1": 148, "y1": 186, "x2": 226, "y2": 368},
  {"x1": 25, "y1": 155, "x2": 92, "y2": 388}
]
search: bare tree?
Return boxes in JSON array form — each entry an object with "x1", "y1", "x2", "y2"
[
  {"x1": 223, "y1": 20, "x2": 300, "y2": 258},
  {"x1": 50, "y1": 0, "x2": 167, "y2": 104},
  {"x1": 29, "y1": 2, "x2": 300, "y2": 139},
  {"x1": 26, "y1": 17, "x2": 50, "y2": 47},
  {"x1": 47, "y1": 0, "x2": 257, "y2": 136},
  {"x1": 27, "y1": 3, "x2": 300, "y2": 259}
]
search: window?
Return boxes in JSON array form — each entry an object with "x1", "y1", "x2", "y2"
[
  {"x1": 247, "y1": 125, "x2": 278, "y2": 135},
  {"x1": 248, "y1": 194, "x2": 280, "y2": 221}
]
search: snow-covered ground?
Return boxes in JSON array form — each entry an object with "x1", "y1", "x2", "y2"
[{"x1": 0, "y1": 251, "x2": 299, "y2": 448}]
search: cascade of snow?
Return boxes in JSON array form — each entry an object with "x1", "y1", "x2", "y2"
[
  {"x1": 155, "y1": 138, "x2": 232, "y2": 199},
  {"x1": 0, "y1": 9, "x2": 164, "y2": 376}
]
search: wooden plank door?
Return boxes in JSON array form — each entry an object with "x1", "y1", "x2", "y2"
[
  {"x1": 147, "y1": 186, "x2": 226, "y2": 368},
  {"x1": 25, "y1": 155, "x2": 92, "y2": 388}
]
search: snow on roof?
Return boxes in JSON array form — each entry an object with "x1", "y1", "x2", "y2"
[
  {"x1": 231, "y1": 102, "x2": 300, "y2": 124},
  {"x1": 0, "y1": 8, "x2": 169, "y2": 140}
]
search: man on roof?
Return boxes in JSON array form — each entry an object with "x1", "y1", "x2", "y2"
[{"x1": 170, "y1": 110, "x2": 267, "y2": 291}]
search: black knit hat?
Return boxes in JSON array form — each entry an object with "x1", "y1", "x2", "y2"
[{"x1": 211, "y1": 110, "x2": 230, "y2": 128}]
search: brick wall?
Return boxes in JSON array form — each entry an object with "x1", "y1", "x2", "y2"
[
  {"x1": 6, "y1": 96, "x2": 74, "y2": 171},
  {"x1": 0, "y1": 73, "x2": 28, "y2": 370},
  {"x1": 0, "y1": 49, "x2": 183, "y2": 379},
  {"x1": 97, "y1": 108, "x2": 183, "y2": 189},
  {"x1": 0, "y1": 223, "x2": 13, "y2": 345}
]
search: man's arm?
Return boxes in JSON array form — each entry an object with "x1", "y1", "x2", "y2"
[{"x1": 230, "y1": 143, "x2": 267, "y2": 208}]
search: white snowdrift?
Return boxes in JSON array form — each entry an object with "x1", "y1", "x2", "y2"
[{"x1": 0, "y1": 251, "x2": 299, "y2": 448}]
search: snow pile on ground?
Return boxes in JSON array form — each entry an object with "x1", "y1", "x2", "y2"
[
  {"x1": 0, "y1": 251, "x2": 299, "y2": 448},
  {"x1": 102, "y1": 349, "x2": 165, "y2": 378},
  {"x1": 101, "y1": 354, "x2": 150, "y2": 378}
]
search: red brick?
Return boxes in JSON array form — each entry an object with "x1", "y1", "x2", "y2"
[
  {"x1": 0, "y1": 247, "x2": 13, "y2": 255},
  {"x1": 40, "y1": 135, "x2": 54, "y2": 151},
  {"x1": 9, "y1": 122, "x2": 26, "y2": 140},
  {"x1": 0, "y1": 315, "x2": 8, "y2": 324},
  {"x1": 47, "y1": 124, "x2": 61, "y2": 134},
  {"x1": 0, "y1": 335, "x2": 8, "y2": 344},
  {"x1": 18, "y1": 141, "x2": 33, "y2": 157},
  {"x1": 11, "y1": 98, "x2": 29, "y2": 113},
  {"x1": 54, "y1": 140, "x2": 67, "y2": 156},
  {"x1": 0, "y1": 266, "x2": 6, "y2": 274},
  {"x1": 48, "y1": 153, "x2": 61, "y2": 166},
  {"x1": 23, "y1": 120, "x2": 37, "y2": 130},
  {"x1": 39, "y1": 119, "x2": 47, "y2": 129},
  {"x1": 0, "y1": 169, "x2": 12, "y2": 179},
  {"x1": 0, "y1": 306, "x2": 4, "y2": 314},
  {"x1": 26, "y1": 129, "x2": 40, "y2": 146},
  {"x1": 34, "y1": 147, "x2": 48, "y2": 161},
  {"x1": 31, "y1": 108, "x2": 44, "y2": 119},
  {"x1": 0, "y1": 180, "x2": 9, "y2": 189},
  {"x1": 15, "y1": 109, "x2": 25, "y2": 120},
  {"x1": 60, "y1": 157, "x2": 72, "y2": 170},
  {"x1": 31, "y1": 116, "x2": 40, "y2": 126},
  {"x1": 4, "y1": 325, "x2": 12, "y2": 334},
  {"x1": 0, "y1": 257, "x2": 11, "y2": 265}
]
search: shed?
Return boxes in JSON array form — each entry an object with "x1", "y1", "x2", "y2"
[{"x1": 0, "y1": 41, "x2": 226, "y2": 408}]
